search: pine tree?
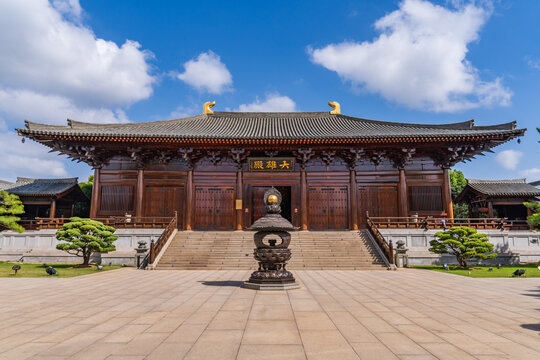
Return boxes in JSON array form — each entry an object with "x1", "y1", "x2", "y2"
[
  {"x1": 524, "y1": 202, "x2": 540, "y2": 229},
  {"x1": 449, "y1": 170, "x2": 468, "y2": 218},
  {"x1": 0, "y1": 191, "x2": 25, "y2": 233},
  {"x1": 429, "y1": 226, "x2": 497, "y2": 268},
  {"x1": 56, "y1": 217, "x2": 118, "y2": 266}
]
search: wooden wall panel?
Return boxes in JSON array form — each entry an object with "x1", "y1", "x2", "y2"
[
  {"x1": 143, "y1": 186, "x2": 184, "y2": 226},
  {"x1": 357, "y1": 185, "x2": 398, "y2": 226},
  {"x1": 250, "y1": 186, "x2": 268, "y2": 224}
]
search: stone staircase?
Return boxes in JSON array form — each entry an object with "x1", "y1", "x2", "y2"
[{"x1": 155, "y1": 230, "x2": 388, "y2": 270}]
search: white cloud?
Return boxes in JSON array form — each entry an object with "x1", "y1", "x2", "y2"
[
  {"x1": 309, "y1": 0, "x2": 512, "y2": 112},
  {"x1": 52, "y1": 0, "x2": 82, "y2": 22},
  {"x1": 526, "y1": 57, "x2": 540, "y2": 71},
  {"x1": 176, "y1": 51, "x2": 233, "y2": 94},
  {"x1": 495, "y1": 150, "x2": 523, "y2": 170},
  {"x1": 0, "y1": 0, "x2": 155, "y2": 107},
  {"x1": 0, "y1": 0, "x2": 155, "y2": 180},
  {"x1": 0, "y1": 88, "x2": 129, "y2": 125},
  {"x1": 520, "y1": 168, "x2": 540, "y2": 182},
  {"x1": 0, "y1": 132, "x2": 68, "y2": 181},
  {"x1": 237, "y1": 93, "x2": 297, "y2": 112},
  {"x1": 168, "y1": 104, "x2": 198, "y2": 119}
]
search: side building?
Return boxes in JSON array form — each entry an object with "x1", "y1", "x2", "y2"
[
  {"x1": 455, "y1": 178, "x2": 540, "y2": 219},
  {"x1": 17, "y1": 103, "x2": 524, "y2": 231},
  {"x1": 1, "y1": 177, "x2": 89, "y2": 219}
]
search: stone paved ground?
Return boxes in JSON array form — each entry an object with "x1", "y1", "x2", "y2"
[{"x1": 0, "y1": 269, "x2": 539, "y2": 360}]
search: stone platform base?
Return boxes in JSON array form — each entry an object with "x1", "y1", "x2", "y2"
[{"x1": 242, "y1": 281, "x2": 300, "y2": 291}]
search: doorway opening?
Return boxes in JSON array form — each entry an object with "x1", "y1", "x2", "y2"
[
  {"x1": 275, "y1": 186, "x2": 292, "y2": 222},
  {"x1": 250, "y1": 185, "x2": 292, "y2": 224}
]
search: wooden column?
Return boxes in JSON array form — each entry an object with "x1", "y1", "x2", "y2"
[
  {"x1": 70, "y1": 203, "x2": 75, "y2": 217},
  {"x1": 349, "y1": 169, "x2": 358, "y2": 230},
  {"x1": 235, "y1": 168, "x2": 243, "y2": 230},
  {"x1": 300, "y1": 168, "x2": 308, "y2": 230},
  {"x1": 398, "y1": 169, "x2": 408, "y2": 217},
  {"x1": 135, "y1": 169, "x2": 144, "y2": 218},
  {"x1": 50, "y1": 199, "x2": 56, "y2": 218},
  {"x1": 442, "y1": 167, "x2": 454, "y2": 218},
  {"x1": 90, "y1": 168, "x2": 100, "y2": 218},
  {"x1": 185, "y1": 168, "x2": 193, "y2": 230},
  {"x1": 488, "y1": 200, "x2": 494, "y2": 218}
]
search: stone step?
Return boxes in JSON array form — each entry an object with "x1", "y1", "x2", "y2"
[{"x1": 155, "y1": 230, "x2": 388, "y2": 270}]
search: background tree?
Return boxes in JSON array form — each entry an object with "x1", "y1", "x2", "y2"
[
  {"x1": 74, "y1": 175, "x2": 93, "y2": 217},
  {"x1": 429, "y1": 226, "x2": 497, "y2": 268},
  {"x1": 524, "y1": 202, "x2": 540, "y2": 229},
  {"x1": 525, "y1": 128, "x2": 540, "y2": 229},
  {"x1": 0, "y1": 191, "x2": 25, "y2": 233},
  {"x1": 449, "y1": 170, "x2": 468, "y2": 218},
  {"x1": 79, "y1": 175, "x2": 93, "y2": 198},
  {"x1": 56, "y1": 217, "x2": 117, "y2": 266}
]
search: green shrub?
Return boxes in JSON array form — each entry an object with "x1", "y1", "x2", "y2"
[{"x1": 524, "y1": 202, "x2": 540, "y2": 229}]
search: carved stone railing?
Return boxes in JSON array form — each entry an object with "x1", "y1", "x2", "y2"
[
  {"x1": 369, "y1": 217, "x2": 530, "y2": 231},
  {"x1": 366, "y1": 215, "x2": 394, "y2": 266},
  {"x1": 144, "y1": 212, "x2": 178, "y2": 269},
  {"x1": 16, "y1": 216, "x2": 174, "y2": 230}
]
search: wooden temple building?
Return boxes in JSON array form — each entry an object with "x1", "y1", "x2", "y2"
[
  {"x1": 17, "y1": 102, "x2": 525, "y2": 230},
  {"x1": 455, "y1": 179, "x2": 540, "y2": 219},
  {"x1": 1, "y1": 177, "x2": 88, "y2": 219}
]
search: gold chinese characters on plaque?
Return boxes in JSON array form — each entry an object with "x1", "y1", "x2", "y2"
[{"x1": 248, "y1": 157, "x2": 295, "y2": 172}]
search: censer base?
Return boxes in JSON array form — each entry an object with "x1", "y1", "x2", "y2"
[{"x1": 242, "y1": 281, "x2": 300, "y2": 291}]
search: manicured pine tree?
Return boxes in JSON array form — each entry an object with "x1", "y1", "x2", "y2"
[
  {"x1": 56, "y1": 217, "x2": 118, "y2": 266},
  {"x1": 0, "y1": 191, "x2": 25, "y2": 233},
  {"x1": 429, "y1": 226, "x2": 497, "y2": 268}
]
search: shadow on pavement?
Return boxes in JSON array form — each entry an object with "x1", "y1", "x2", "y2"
[
  {"x1": 199, "y1": 280, "x2": 244, "y2": 287},
  {"x1": 521, "y1": 323, "x2": 540, "y2": 333}
]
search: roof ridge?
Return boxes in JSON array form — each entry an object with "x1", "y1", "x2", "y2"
[
  {"x1": 468, "y1": 178, "x2": 527, "y2": 184},
  {"x1": 15, "y1": 177, "x2": 78, "y2": 184}
]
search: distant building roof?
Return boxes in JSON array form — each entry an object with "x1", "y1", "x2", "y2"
[
  {"x1": 5, "y1": 177, "x2": 80, "y2": 197},
  {"x1": 530, "y1": 180, "x2": 540, "y2": 188},
  {"x1": 458, "y1": 178, "x2": 540, "y2": 200},
  {"x1": 0, "y1": 180, "x2": 15, "y2": 191}
]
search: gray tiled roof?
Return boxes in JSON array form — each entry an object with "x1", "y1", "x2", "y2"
[
  {"x1": 5, "y1": 177, "x2": 79, "y2": 197},
  {"x1": 17, "y1": 112, "x2": 524, "y2": 141},
  {"x1": 0, "y1": 180, "x2": 15, "y2": 191},
  {"x1": 466, "y1": 179, "x2": 540, "y2": 197}
]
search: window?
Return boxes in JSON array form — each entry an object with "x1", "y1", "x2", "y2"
[
  {"x1": 408, "y1": 186, "x2": 443, "y2": 212},
  {"x1": 100, "y1": 185, "x2": 134, "y2": 213}
]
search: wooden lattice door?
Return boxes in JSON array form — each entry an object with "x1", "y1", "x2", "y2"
[
  {"x1": 357, "y1": 186, "x2": 398, "y2": 226},
  {"x1": 308, "y1": 186, "x2": 348, "y2": 229},
  {"x1": 194, "y1": 186, "x2": 234, "y2": 230},
  {"x1": 144, "y1": 186, "x2": 184, "y2": 227}
]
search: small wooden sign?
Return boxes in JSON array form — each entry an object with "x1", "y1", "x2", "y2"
[
  {"x1": 248, "y1": 157, "x2": 295, "y2": 172},
  {"x1": 235, "y1": 199, "x2": 243, "y2": 210}
]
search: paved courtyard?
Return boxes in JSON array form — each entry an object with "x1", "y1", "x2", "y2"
[{"x1": 0, "y1": 269, "x2": 539, "y2": 360}]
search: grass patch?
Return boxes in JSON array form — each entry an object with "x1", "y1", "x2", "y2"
[
  {"x1": 413, "y1": 264, "x2": 540, "y2": 278},
  {"x1": 0, "y1": 262, "x2": 126, "y2": 278}
]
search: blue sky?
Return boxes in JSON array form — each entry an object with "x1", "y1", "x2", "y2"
[{"x1": 0, "y1": 0, "x2": 538, "y2": 183}]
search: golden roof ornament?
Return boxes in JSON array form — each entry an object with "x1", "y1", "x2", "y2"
[
  {"x1": 328, "y1": 101, "x2": 340, "y2": 114},
  {"x1": 203, "y1": 101, "x2": 216, "y2": 115}
]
